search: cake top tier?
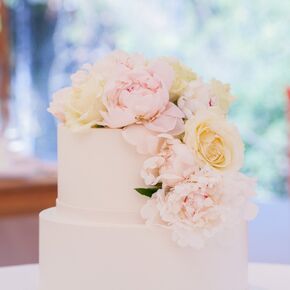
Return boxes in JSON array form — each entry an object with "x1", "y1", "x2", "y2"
[
  {"x1": 49, "y1": 50, "x2": 257, "y2": 249},
  {"x1": 57, "y1": 125, "x2": 146, "y2": 223}
]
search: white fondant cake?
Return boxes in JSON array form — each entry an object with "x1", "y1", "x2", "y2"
[
  {"x1": 39, "y1": 126, "x2": 248, "y2": 290},
  {"x1": 41, "y1": 51, "x2": 257, "y2": 290}
]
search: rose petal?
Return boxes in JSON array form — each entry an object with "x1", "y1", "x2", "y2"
[{"x1": 48, "y1": 87, "x2": 72, "y2": 122}]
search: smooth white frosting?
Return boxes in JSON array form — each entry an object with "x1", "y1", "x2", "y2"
[
  {"x1": 39, "y1": 208, "x2": 248, "y2": 290},
  {"x1": 57, "y1": 125, "x2": 147, "y2": 220}
]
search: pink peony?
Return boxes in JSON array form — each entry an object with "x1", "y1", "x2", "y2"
[
  {"x1": 141, "y1": 170, "x2": 258, "y2": 249},
  {"x1": 95, "y1": 50, "x2": 148, "y2": 79},
  {"x1": 140, "y1": 136, "x2": 197, "y2": 187},
  {"x1": 100, "y1": 60, "x2": 184, "y2": 133}
]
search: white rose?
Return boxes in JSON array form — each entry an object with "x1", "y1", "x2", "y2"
[
  {"x1": 48, "y1": 87, "x2": 70, "y2": 123},
  {"x1": 49, "y1": 64, "x2": 106, "y2": 131},
  {"x1": 183, "y1": 109, "x2": 244, "y2": 172}
]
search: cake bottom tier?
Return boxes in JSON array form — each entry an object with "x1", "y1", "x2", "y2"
[{"x1": 39, "y1": 207, "x2": 248, "y2": 290}]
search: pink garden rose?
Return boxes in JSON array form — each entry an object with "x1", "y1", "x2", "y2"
[{"x1": 100, "y1": 60, "x2": 184, "y2": 133}]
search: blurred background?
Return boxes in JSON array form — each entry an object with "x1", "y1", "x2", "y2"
[{"x1": 0, "y1": 0, "x2": 289, "y2": 266}]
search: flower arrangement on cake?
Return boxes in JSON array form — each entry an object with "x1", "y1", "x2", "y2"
[{"x1": 48, "y1": 50, "x2": 258, "y2": 249}]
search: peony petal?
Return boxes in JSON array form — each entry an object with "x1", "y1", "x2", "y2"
[
  {"x1": 159, "y1": 173, "x2": 183, "y2": 187},
  {"x1": 145, "y1": 113, "x2": 177, "y2": 133},
  {"x1": 149, "y1": 60, "x2": 174, "y2": 89},
  {"x1": 122, "y1": 125, "x2": 162, "y2": 155},
  {"x1": 143, "y1": 156, "x2": 164, "y2": 170},
  {"x1": 168, "y1": 118, "x2": 185, "y2": 136},
  {"x1": 100, "y1": 108, "x2": 135, "y2": 128},
  {"x1": 141, "y1": 156, "x2": 165, "y2": 185},
  {"x1": 145, "y1": 103, "x2": 185, "y2": 134},
  {"x1": 243, "y1": 202, "x2": 259, "y2": 221},
  {"x1": 140, "y1": 199, "x2": 160, "y2": 224},
  {"x1": 163, "y1": 102, "x2": 185, "y2": 119}
]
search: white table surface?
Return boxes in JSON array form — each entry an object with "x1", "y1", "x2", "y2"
[{"x1": 0, "y1": 263, "x2": 289, "y2": 290}]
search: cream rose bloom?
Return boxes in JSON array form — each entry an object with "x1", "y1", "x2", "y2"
[
  {"x1": 209, "y1": 79, "x2": 235, "y2": 114},
  {"x1": 48, "y1": 64, "x2": 106, "y2": 131},
  {"x1": 163, "y1": 57, "x2": 197, "y2": 102},
  {"x1": 183, "y1": 109, "x2": 244, "y2": 172}
]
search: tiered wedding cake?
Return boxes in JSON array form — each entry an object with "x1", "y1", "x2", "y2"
[{"x1": 39, "y1": 51, "x2": 257, "y2": 290}]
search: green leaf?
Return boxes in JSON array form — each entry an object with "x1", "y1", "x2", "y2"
[
  {"x1": 155, "y1": 183, "x2": 162, "y2": 189},
  {"x1": 134, "y1": 187, "x2": 160, "y2": 198},
  {"x1": 92, "y1": 124, "x2": 104, "y2": 128}
]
